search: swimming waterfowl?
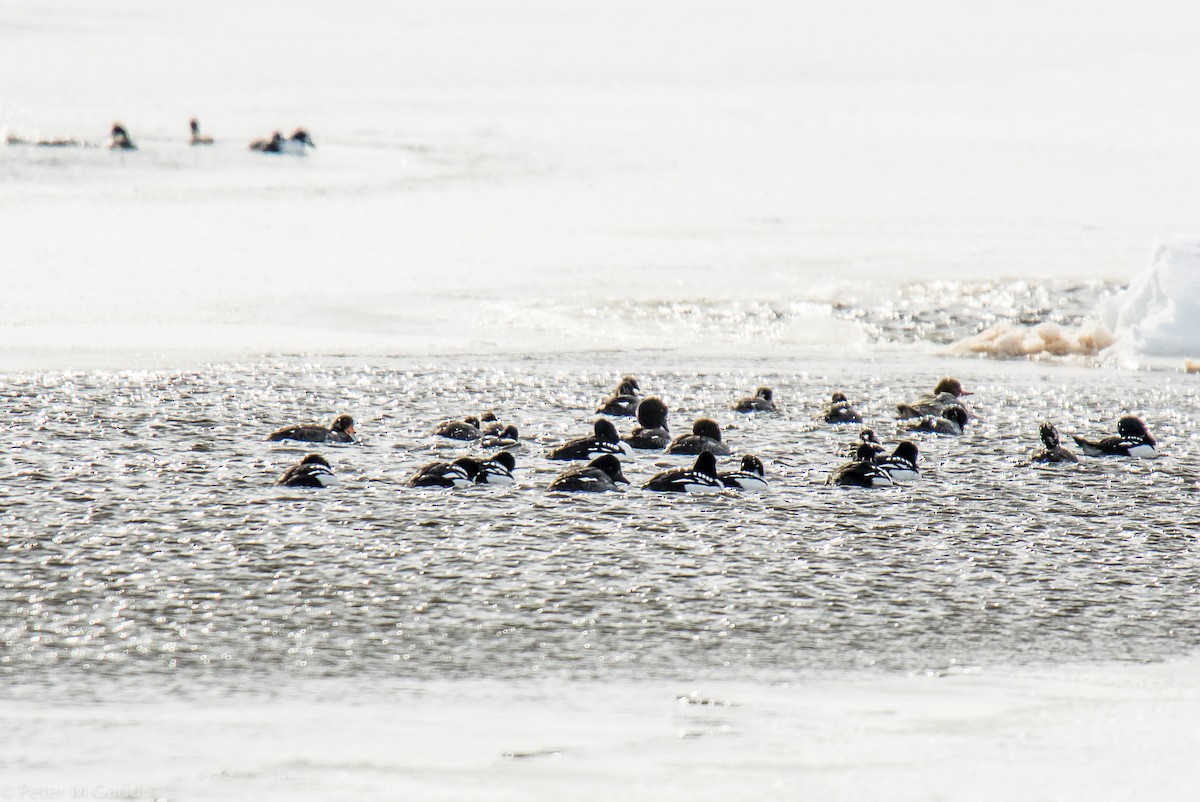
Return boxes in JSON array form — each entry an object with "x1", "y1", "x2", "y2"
[
  {"x1": 407, "y1": 457, "x2": 481, "y2": 488},
  {"x1": 433, "y1": 417, "x2": 482, "y2": 441},
  {"x1": 644, "y1": 451, "x2": 724, "y2": 493},
  {"x1": 1072, "y1": 416, "x2": 1158, "y2": 458},
  {"x1": 249, "y1": 129, "x2": 313, "y2": 154},
  {"x1": 267, "y1": 414, "x2": 357, "y2": 443},
  {"x1": 896, "y1": 377, "x2": 972, "y2": 418},
  {"x1": 189, "y1": 118, "x2": 214, "y2": 145},
  {"x1": 280, "y1": 128, "x2": 315, "y2": 153},
  {"x1": 719, "y1": 454, "x2": 768, "y2": 491},
  {"x1": 733, "y1": 386, "x2": 776, "y2": 413},
  {"x1": 907, "y1": 405, "x2": 969, "y2": 436},
  {"x1": 475, "y1": 451, "x2": 517, "y2": 484},
  {"x1": 1030, "y1": 422, "x2": 1078, "y2": 464},
  {"x1": 829, "y1": 443, "x2": 894, "y2": 488},
  {"x1": 479, "y1": 411, "x2": 503, "y2": 436},
  {"x1": 547, "y1": 454, "x2": 629, "y2": 492},
  {"x1": 666, "y1": 417, "x2": 731, "y2": 456},
  {"x1": 276, "y1": 454, "x2": 337, "y2": 487},
  {"x1": 481, "y1": 425, "x2": 520, "y2": 449},
  {"x1": 822, "y1": 392, "x2": 862, "y2": 424},
  {"x1": 547, "y1": 419, "x2": 629, "y2": 460},
  {"x1": 876, "y1": 441, "x2": 920, "y2": 483},
  {"x1": 108, "y1": 123, "x2": 136, "y2": 151},
  {"x1": 249, "y1": 131, "x2": 285, "y2": 152},
  {"x1": 596, "y1": 376, "x2": 640, "y2": 416},
  {"x1": 623, "y1": 396, "x2": 670, "y2": 450},
  {"x1": 846, "y1": 428, "x2": 886, "y2": 460}
]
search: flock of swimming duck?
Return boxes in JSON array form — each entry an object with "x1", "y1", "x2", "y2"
[
  {"x1": 5, "y1": 119, "x2": 315, "y2": 154},
  {"x1": 267, "y1": 376, "x2": 1160, "y2": 493}
]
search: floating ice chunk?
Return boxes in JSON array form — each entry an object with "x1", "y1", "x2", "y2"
[{"x1": 1100, "y1": 239, "x2": 1200, "y2": 357}]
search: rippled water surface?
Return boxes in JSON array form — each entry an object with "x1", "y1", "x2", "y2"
[{"x1": 4, "y1": 356, "x2": 1199, "y2": 697}]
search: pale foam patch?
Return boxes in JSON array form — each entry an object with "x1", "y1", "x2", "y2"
[{"x1": 947, "y1": 320, "x2": 1115, "y2": 359}]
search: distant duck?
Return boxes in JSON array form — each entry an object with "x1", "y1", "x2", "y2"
[
  {"x1": 407, "y1": 457, "x2": 481, "y2": 488},
  {"x1": 876, "y1": 441, "x2": 920, "y2": 483},
  {"x1": 108, "y1": 123, "x2": 136, "y2": 151},
  {"x1": 644, "y1": 451, "x2": 724, "y2": 493},
  {"x1": 848, "y1": 428, "x2": 886, "y2": 461},
  {"x1": 479, "y1": 411, "x2": 504, "y2": 436},
  {"x1": 276, "y1": 454, "x2": 337, "y2": 487},
  {"x1": 733, "y1": 386, "x2": 776, "y2": 413},
  {"x1": 719, "y1": 454, "x2": 768, "y2": 491},
  {"x1": 596, "y1": 376, "x2": 640, "y2": 416},
  {"x1": 1072, "y1": 416, "x2": 1159, "y2": 458},
  {"x1": 249, "y1": 131, "x2": 285, "y2": 152},
  {"x1": 189, "y1": 118, "x2": 214, "y2": 145},
  {"x1": 822, "y1": 392, "x2": 862, "y2": 424},
  {"x1": 1030, "y1": 422, "x2": 1078, "y2": 464},
  {"x1": 266, "y1": 414, "x2": 357, "y2": 443},
  {"x1": 623, "y1": 396, "x2": 670, "y2": 450},
  {"x1": 547, "y1": 419, "x2": 629, "y2": 460},
  {"x1": 666, "y1": 417, "x2": 731, "y2": 456},
  {"x1": 433, "y1": 416, "x2": 482, "y2": 441},
  {"x1": 481, "y1": 425, "x2": 520, "y2": 449},
  {"x1": 281, "y1": 128, "x2": 315, "y2": 153},
  {"x1": 828, "y1": 443, "x2": 894, "y2": 488},
  {"x1": 250, "y1": 129, "x2": 314, "y2": 154},
  {"x1": 475, "y1": 451, "x2": 517, "y2": 485},
  {"x1": 897, "y1": 377, "x2": 972, "y2": 418},
  {"x1": 547, "y1": 454, "x2": 630, "y2": 492},
  {"x1": 907, "y1": 405, "x2": 969, "y2": 436}
]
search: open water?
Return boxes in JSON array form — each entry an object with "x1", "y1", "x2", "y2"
[{"x1": 4, "y1": 356, "x2": 1197, "y2": 701}]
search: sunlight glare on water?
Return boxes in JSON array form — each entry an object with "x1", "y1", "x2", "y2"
[{"x1": 3, "y1": 356, "x2": 1198, "y2": 699}]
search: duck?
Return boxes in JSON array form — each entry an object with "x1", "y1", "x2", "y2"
[
  {"x1": 189, "y1": 118, "x2": 214, "y2": 145},
  {"x1": 276, "y1": 454, "x2": 337, "y2": 487},
  {"x1": 475, "y1": 451, "x2": 517, "y2": 485},
  {"x1": 822, "y1": 392, "x2": 862, "y2": 424},
  {"x1": 847, "y1": 428, "x2": 886, "y2": 460},
  {"x1": 547, "y1": 419, "x2": 629, "y2": 460},
  {"x1": 623, "y1": 396, "x2": 670, "y2": 450},
  {"x1": 407, "y1": 457, "x2": 481, "y2": 488},
  {"x1": 479, "y1": 411, "x2": 504, "y2": 436},
  {"x1": 666, "y1": 417, "x2": 731, "y2": 456},
  {"x1": 828, "y1": 443, "x2": 894, "y2": 488},
  {"x1": 644, "y1": 451, "x2": 724, "y2": 493},
  {"x1": 1072, "y1": 416, "x2": 1158, "y2": 458},
  {"x1": 596, "y1": 376, "x2": 640, "y2": 416},
  {"x1": 876, "y1": 441, "x2": 920, "y2": 483},
  {"x1": 249, "y1": 129, "x2": 314, "y2": 154},
  {"x1": 547, "y1": 454, "x2": 630, "y2": 492},
  {"x1": 1030, "y1": 422, "x2": 1078, "y2": 464},
  {"x1": 896, "y1": 377, "x2": 972, "y2": 418},
  {"x1": 280, "y1": 128, "x2": 315, "y2": 154},
  {"x1": 481, "y1": 425, "x2": 520, "y2": 449},
  {"x1": 266, "y1": 414, "x2": 357, "y2": 443},
  {"x1": 719, "y1": 454, "x2": 768, "y2": 491},
  {"x1": 249, "y1": 131, "x2": 285, "y2": 152},
  {"x1": 906, "y1": 405, "x2": 969, "y2": 436},
  {"x1": 733, "y1": 386, "x2": 776, "y2": 413},
  {"x1": 108, "y1": 123, "x2": 136, "y2": 151},
  {"x1": 433, "y1": 416, "x2": 482, "y2": 441}
]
